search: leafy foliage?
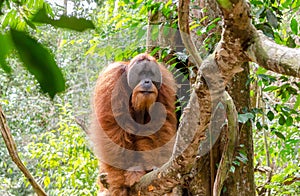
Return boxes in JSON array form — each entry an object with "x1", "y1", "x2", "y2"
[
  {"x1": 250, "y1": 0, "x2": 300, "y2": 47},
  {"x1": 25, "y1": 104, "x2": 98, "y2": 195},
  {"x1": 0, "y1": 0, "x2": 94, "y2": 98},
  {"x1": 249, "y1": 67, "x2": 300, "y2": 195}
]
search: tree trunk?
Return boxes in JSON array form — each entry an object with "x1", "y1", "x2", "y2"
[{"x1": 225, "y1": 62, "x2": 255, "y2": 195}]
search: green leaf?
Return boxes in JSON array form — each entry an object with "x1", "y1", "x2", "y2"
[
  {"x1": 266, "y1": 9, "x2": 278, "y2": 28},
  {"x1": 273, "y1": 131, "x2": 286, "y2": 140},
  {"x1": 285, "y1": 116, "x2": 293, "y2": 126},
  {"x1": 233, "y1": 160, "x2": 240, "y2": 166},
  {"x1": 278, "y1": 115, "x2": 286, "y2": 125},
  {"x1": 23, "y1": 17, "x2": 37, "y2": 30},
  {"x1": 2, "y1": 10, "x2": 18, "y2": 29},
  {"x1": 31, "y1": 8, "x2": 95, "y2": 32},
  {"x1": 137, "y1": 27, "x2": 146, "y2": 40},
  {"x1": 286, "y1": 86, "x2": 297, "y2": 95},
  {"x1": 256, "y1": 23, "x2": 274, "y2": 38},
  {"x1": 0, "y1": 0, "x2": 4, "y2": 11},
  {"x1": 282, "y1": 0, "x2": 294, "y2": 8},
  {"x1": 10, "y1": 30, "x2": 65, "y2": 98},
  {"x1": 230, "y1": 165, "x2": 235, "y2": 173},
  {"x1": 0, "y1": 33, "x2": 13, "y2": 73},
  {"x1": 44, "y1": 176, "x2": 50, "y2": 188},
  {"x1": 294, "y1": 94, "x2": 300, "y2": 109},
  {"x1": 150, "y1": 47, "x2": 161, "y2": 56},
  {"x1": 256, "y1": 67, "x2": 267, "y2": 74},
  {"x1": 237, "y1": 152, "x2": 248, "y2": 164},
  {"x1": 267, "y1": 111, "x2": 274, "y2": 121},
  {"x1": 255, "y1": 6, "x2": 265, "y2": 19},
  {"x1": 263, "y1": 86, "x2": 279, "y2": 92},
  {"x1": 287, "y1": 36, "x2": 296, "y2": 48},
  {"x1": 256, "y1": 121, "x2": 262, "y2": 130},
  {"x1": 290, "y1": 18, "x2": 298, "y2": 35},
  {"x1": 238, "y1": 113, "x2": 254, "y2": 123}
]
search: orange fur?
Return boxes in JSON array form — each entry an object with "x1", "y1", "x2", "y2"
[{"x1": 89, "y1": 54, "x2": 177, "y2": 196}]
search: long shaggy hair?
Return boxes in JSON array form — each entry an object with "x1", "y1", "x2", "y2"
[{"x1": 89, "y1": 54, "x2": 177, "y2": 195}]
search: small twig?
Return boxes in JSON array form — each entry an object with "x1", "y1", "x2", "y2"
[
  {"x1": 75, "y1": 116, "x2": 88, "y2": 133},
  {"x1": 260, "y1": 88, "x2": 273, "y2": 196},
  {"x1": 0, "y1": 105, "x2": 47, "y2": 196}
]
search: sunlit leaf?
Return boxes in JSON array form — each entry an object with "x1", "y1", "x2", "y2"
[
  {"x1": 294, "y1": 94, "x2": 300, "y2": 109},
  {"x1": 85, "y1": 44, "x2": 97, "y2": 55},
  {"x1": 282, "y1": 0, "x2": 294, "y2": 8},
  {"x1": 10, "y1": 30, "x2": 65, "y2": 98},
  {"x1": 32, "y1": 8, "x2": 95, "y2": 32},
  {"x1": 256, "y1": 67, "x2": 267, "y2": 75},
  {"x1": 150, "y1": 47, "x2": 161, "y2": 56},
  {"x1": 263, "y1": 86, "x2": 279, "y2": 92},
  {"x1": 0, "y1": 33, "x2": 13, "y2": 73},
  {"x1": 290, "y1": 18, "x2": 298, "y2": 35},
  {"x1": 23, "y1": 17, "x2": 37, "y2": 30},
  {"x1": 2, "y1": 10, "x2": 18, "y2": 29},
  {"x1": 44, "y1": 176, "x2": 50, "y2": 188},
  {"x1": 285, "y1": 116, "x2": 293, "y2": 126}
]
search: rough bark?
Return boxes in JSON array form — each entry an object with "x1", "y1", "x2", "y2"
[
  {"x1": 248, "y1": 31, "x2": 300, "y2": 78},
  {"x1": 225, "y1": 62, "x2": 255, "y2": 195}
]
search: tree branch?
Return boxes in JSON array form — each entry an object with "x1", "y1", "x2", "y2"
[
  {"x1": 218, "y1": 0, "x2": 300, "y2": 78},
  {"x1": 247, "y1": 31, "x2": 300, "y2": 78},
  {"x1": 0, "y1": 105, "x2": 47, "y2": 196}
]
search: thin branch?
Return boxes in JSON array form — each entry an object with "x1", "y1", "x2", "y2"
[
  {"x1": 259, "y1": 86, "x2": 273, "y2": 196},
  {"x1": 178, "y1": 0, "x2": 203, "y2": 67},
  {"x1": 75, "y1": 116, "x2": 88, "y2": 133},
  {"x1": 0, "y1": 105, "x2": 47, "y2": 196},
  {"x1": 213, "y1": 91, "x2": 238, "y2": 196}
]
